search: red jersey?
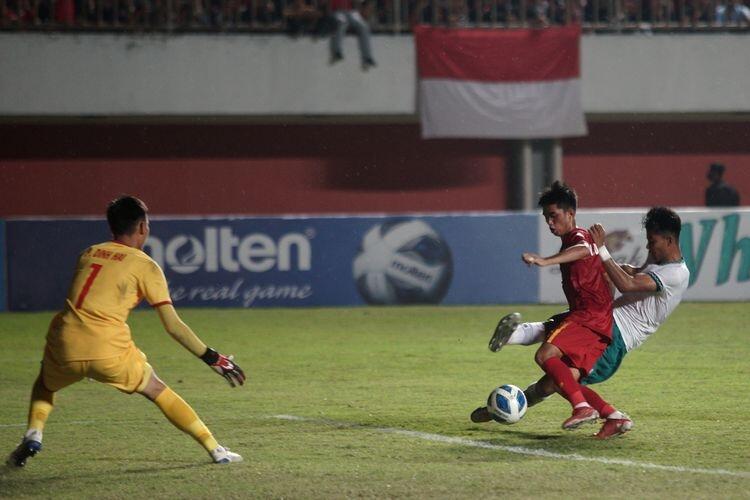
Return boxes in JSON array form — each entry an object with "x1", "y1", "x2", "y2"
[{"x1": 559, "y1": 228, "x2": 613, "y2": 338}]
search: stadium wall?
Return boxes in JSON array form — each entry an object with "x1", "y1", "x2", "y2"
[
  {"x1": 2, "y1": 209, "x2": 749, "y2": 311},
  {"x1": 1, "y1": 33, "x2": 750, "y2": 115},
  {"x1": 0, "y1": 124, "x2": 511, "y2": 216},
  {"x1": 2, "y1": 121, "x2": 750, "y2": 217}
]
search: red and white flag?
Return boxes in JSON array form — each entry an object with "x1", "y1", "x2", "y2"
[{"x1": 415, "y1": 25, "x2": 587, "y2": 139}]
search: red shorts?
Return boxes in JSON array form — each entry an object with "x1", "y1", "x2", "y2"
[{"x1": 545, "y1": 318, "x2": 609, "y2": 375}]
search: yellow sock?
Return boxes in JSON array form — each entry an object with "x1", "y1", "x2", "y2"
[
  {"x1": 154, "y1": 387, "x2": 218, "y2": 452},
  {"x1": 27, "y1": 377, "x2": 54, "y2": 434}
]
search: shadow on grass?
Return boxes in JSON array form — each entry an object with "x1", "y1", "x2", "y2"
[
  {"x1": 0, "y1": 460, "x2": 210, "y2": 490},
  {"x1": 464, "y1": 426, "x2": 562, "y2": 441}
]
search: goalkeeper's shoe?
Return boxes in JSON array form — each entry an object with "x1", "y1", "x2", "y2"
[
  {"x1": 488, "y1": 312, "x2": 521, "y2": 352},
  {"x1": 470, "y1": 406, "x2": 492, "y2": 423},
  {"x1": 210, "y1": 445, "x2": 243, "y2": 464},
  {"x1": 7, "y1": 438, "x2": 42, "y2": 467},
  {"x1": 594, "y1": 416, "x2": 633, "y2": 440}
]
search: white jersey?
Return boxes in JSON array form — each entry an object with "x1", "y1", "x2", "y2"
[{"x1": 612, "y1": 260, "x2": 690, "y2": 352}]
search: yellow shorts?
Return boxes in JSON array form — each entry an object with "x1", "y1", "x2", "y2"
[{"x1": 42, "y1": 344, "x2": 153, "y2": 394}]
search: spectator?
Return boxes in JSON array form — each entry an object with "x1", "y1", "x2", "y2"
[
  {"x1": 447, "y1": 0, "x2": 470, "y2": 26},
  {"x1": 329, "y1": 0, "x2": 376, "y2": 70},
  {"x1": 716, "y1": 0, "x2": 750, "y2": 24},
  {"x1": 705, "y1": 163, "x2": 741, "y2": 207},
  {"x1": 283, "y1": 0, "x2": 322, "y2": 35},
  {"x1": 55, "y1": 0, "x2": 75, "y2": 24}
]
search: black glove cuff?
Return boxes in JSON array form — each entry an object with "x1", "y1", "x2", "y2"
[{"x1": 201, "y1": 347, "x2": 219, "y2": 365}]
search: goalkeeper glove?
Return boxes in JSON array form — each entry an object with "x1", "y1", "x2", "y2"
[{"x1": 201, "y1": 348, "x2": 246, "y2": 387}]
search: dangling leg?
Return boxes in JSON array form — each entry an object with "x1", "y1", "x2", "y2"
[
  {"x1": 349, "y1": 10, "x2": 375, "y2": 68},
  {"x1": 329, "y1": 10, "x2": 346, "y2": 63}
]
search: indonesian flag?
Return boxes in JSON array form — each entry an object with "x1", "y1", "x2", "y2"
[{"x1": 415, "y1": 25, "x2": 587, "y2": 139}]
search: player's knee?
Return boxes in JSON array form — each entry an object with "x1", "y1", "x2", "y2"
[
  {"x1": 534, "y1": 345, "x2": 552, "y2": 367},
  {"x1": 138, "y1": 371, "x2": 167, "y2": 401},
  {"x1": 152, "y1": 376, "x2": 167, "y2": 393},
  {"x1": 536, "y1": 341, "x2": 564, "y2": 367}
]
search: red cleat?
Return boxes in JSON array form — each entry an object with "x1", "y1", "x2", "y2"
[
  {"x1": 594, "y1": 417, "x2": 634, "y2": 439},
  {"x1": 562, "y1": 406, "x2": 599, "y2": 430}
]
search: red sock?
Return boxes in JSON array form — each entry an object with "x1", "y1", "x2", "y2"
[
  {"x1": 580, "y1": 386, "x2": 616, "y2": 418},
  {"x1": 541, "y1": 357, "x2": 586, "y2": 407}
]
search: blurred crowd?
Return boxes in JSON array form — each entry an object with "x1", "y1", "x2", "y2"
[{"x1": 2, "y1": 0, "x2": 749, "y2": 29}]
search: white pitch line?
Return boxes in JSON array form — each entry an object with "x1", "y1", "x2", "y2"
[
  {"x1": 271, "y1": 414, "x2": 750, "y2": 479},
  {"x1": 3, "y1": 414, "x2": 747, "y2": 479}
]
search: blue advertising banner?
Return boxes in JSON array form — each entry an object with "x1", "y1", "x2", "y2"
[
  {"x1": 0, "y1": 219, "x2": 6, "y2": 311},
  {"x1": 6, "y1": 214, "x2": 538, "y2": 311},
  {"x1": 6, "y1": 219, "x2": 111, "y2": 311}
]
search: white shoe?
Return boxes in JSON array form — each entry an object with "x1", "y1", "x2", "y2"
[{"x1": 210, "y1": 445, "x2": 243, "y2": 464}]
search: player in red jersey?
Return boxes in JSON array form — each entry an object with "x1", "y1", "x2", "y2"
[
  {"x1": 478, "y1": 181, "x2": 616, "y2": 430},
  {"x1": 522, "y1": 181, "x2": 614, "y2": 428}
]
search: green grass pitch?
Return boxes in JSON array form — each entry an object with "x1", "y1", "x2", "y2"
[{"x1": 1, "y1": 304, "x2": 749, "y2": 498}]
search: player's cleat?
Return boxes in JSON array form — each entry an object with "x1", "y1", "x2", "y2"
[
  {"x1": 210, "y1": 445, "x2": 243, "y2": 464},
  {"x1": 488, "y1": 312, "x2": 521, "y2": 352},
  {"x1": 562, "y1": 406, "x2": 600, "y2": 430},
  {"x1": 6, "y1": 439, "x2": 42, "y2": 467},
  {"x1": 470, "y1": 406, "x2": 492, "y2": 423},
  {"x1": 594, "y1": 417, "x2": 634, "y2": 439}
]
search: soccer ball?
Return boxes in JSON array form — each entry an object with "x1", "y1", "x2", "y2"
[
  {"x1": 487, "y1": 384, "x2": 527, "y2": 424},
  {"x1": 352, "y1": 219, "x2": 453, "y2": 305}
]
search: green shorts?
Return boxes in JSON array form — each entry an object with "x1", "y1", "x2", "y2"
[{"x1": 581, "y1": 322, "x2": 627, "y2": 385}]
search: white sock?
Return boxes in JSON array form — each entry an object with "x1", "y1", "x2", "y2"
[
  {"x1": 506, "y1": 322, "x2": 546, "y2": 345},
  {"x1": 574, "y1": 402, "x2": 591, "y2": 409},
  {"x1": 24, "y1": 429, "x2": 43, "y2": 443},
  {"x1": 607, "y1": 410, "x2": 625, "y2": 420}
]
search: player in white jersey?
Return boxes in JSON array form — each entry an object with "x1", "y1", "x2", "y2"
[{"x1": 476, "y1": 207, "x2": 688, "y2": 439}]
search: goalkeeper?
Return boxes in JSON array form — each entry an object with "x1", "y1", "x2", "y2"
[{"x1": 7, "y1": 196, "x2": 246, "y2": 467}]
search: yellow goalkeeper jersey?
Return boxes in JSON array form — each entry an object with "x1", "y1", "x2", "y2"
[{"x1": 46, "y1": 241, "x2": 173, "y2": 361}]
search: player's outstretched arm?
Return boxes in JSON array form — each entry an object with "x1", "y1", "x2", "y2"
[
  {"x1": 156, "y1": 305, "x2": 246, "y2": 387},
  {"x1": 522, "y1": 244, "x2": 591, "y2": 267},
  {"x1": 590, "y1": 224, "x2": 658, "y2": 294}
]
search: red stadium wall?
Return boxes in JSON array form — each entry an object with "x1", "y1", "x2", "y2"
[
  {"x1": 0, "y1": 124, "x2": 508, "y2": 216},
  {"x1": 564, "y1": 122, "x2": 750, "y2": 208},
  {"x1": 1, "y1": 121, "x2": 748, "y2": 216}
]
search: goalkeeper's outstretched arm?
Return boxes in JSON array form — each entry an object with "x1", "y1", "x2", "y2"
[{"x1": 156, "y1": 304, "x2": 246, "y2": 387}]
